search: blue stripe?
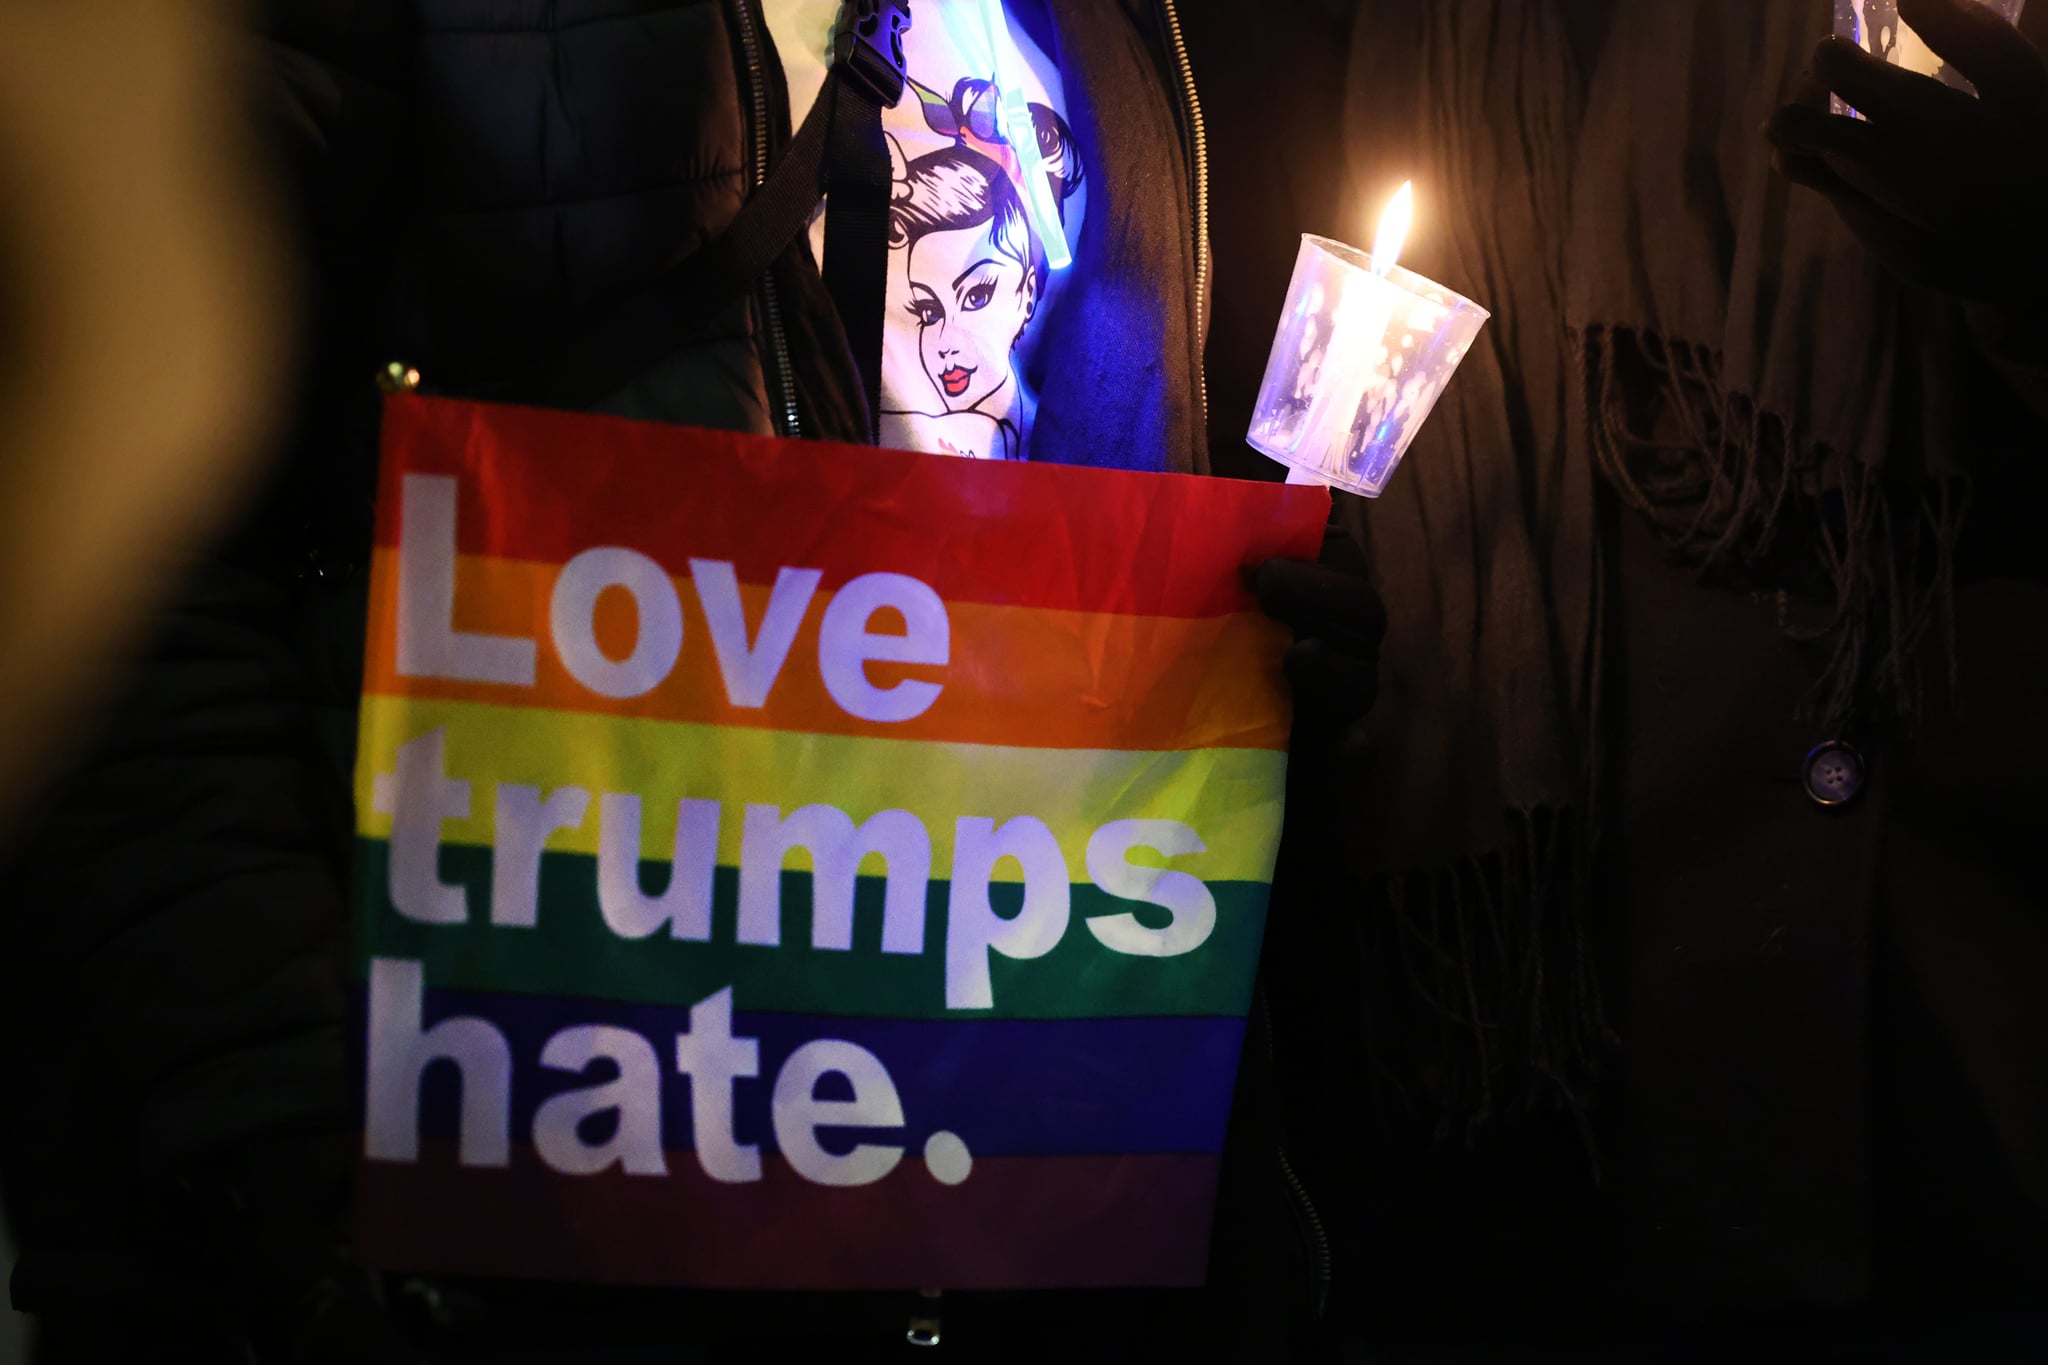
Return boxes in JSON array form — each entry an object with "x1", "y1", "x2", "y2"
[{"x1": 352, "y1": 982, "x2": 1246, "y2": 1159}]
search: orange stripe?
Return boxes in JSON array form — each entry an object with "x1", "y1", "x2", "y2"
[{"x1": 361, "y1": 550, "x2": 1291, "y2": 752}]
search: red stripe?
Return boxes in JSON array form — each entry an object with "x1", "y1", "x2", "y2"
[
  {"x1": 356, "y1": 1143, "x2": 1217, "y2": 1290},
  {"x1": 375, "y1": 395, "x2": 1328, "y2": 616}
]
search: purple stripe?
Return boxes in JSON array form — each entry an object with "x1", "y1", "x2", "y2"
[{"x1": 355, "y1": 980, "x2": 1246, "y2": 1158}]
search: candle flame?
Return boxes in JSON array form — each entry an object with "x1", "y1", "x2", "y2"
[{"x1": 1371, "y1": 181, "x2": 1413, "y2": 277}]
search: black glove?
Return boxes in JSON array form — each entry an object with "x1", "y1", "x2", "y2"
[
  {"x1": 1766, "y1": 0, "x2": 2048, "y2": 306},
  {"x1": 1250, "y1": 555, "x2": 1385, "y2": 762}
]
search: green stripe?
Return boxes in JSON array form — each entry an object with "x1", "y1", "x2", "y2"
[{"x1": 353, "y1": 838, "x2": 1265, "y2": 1020}]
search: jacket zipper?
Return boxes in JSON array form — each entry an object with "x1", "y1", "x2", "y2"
[
  {"x1": 1259, "y1": 989, "x2": 1332, "y2": 1318},
  {"x1": 1155, "y1": 0, "x2": 1210, "y2": 431},
  {"x1": 730, "y1": 0, "x2": 803, "y2": 438}
]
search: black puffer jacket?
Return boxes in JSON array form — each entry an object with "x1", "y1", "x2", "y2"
[{"x1": 4, "y1": 3, "x2": 1321, "y2": 1362}]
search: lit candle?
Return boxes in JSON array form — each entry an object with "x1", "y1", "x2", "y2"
[
  {"x1": 1294, "y1": 183, "x2": 1413, "y2": 479},
  {"x1": 1369, "y1": 180, "x2": 1415, "y2": 278},
  {"x1": 1248, "y1": 181, "x2": 1491, "y2": 497}
]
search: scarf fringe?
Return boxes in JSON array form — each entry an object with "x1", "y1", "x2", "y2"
[
  {"x1": 1358, "y1": 807, "x2": 1612, "y2": 1159},
  {"x1": 1578, "y1": 324, "x2": 1966, "y2": 730},
  {"x1": 1365, "y1": 326, "x2": 1969, "y2": 1157}
]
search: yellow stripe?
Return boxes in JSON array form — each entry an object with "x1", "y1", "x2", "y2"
[{"x1": 353, "y1": 695, "x2": 1287, "y2": 884}]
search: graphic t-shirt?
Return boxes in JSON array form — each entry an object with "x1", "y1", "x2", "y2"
[{"x1": 764, "y1": 1, "x2": 1085, "y2": 460}]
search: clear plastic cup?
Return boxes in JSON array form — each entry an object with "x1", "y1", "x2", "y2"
[
  {"x1": 1247, "y1": 235, "x2": 1489, "y2": 498},
  {"x1": 1833, "y1": 0, "x2": 2028, "y2": 115}
]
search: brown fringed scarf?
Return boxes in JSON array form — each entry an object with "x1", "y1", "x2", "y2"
[{"x1": 1334, "y1": 0, "x2": 1969, "y2": 1140}]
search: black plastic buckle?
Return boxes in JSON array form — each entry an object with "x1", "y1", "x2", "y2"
[{"x1": 831, "y1": 0, "x2": 912, "y2": 107}]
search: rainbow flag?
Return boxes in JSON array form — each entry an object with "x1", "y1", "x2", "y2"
[{"x1": 352, "y1": 394, "x2": 1328, "y2": 1290}]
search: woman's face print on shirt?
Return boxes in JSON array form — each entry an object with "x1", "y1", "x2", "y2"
[
  {"x1": 875, "y1": 9, "x2": 1085, "y2": 460},
  {"x1": 896, "y1": 148, "x2": 1040, "y2": 420}
]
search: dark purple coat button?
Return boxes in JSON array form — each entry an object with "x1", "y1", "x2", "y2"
[{"x1": 1803, "y1": 740, "x2": 1866, "y2": 808}]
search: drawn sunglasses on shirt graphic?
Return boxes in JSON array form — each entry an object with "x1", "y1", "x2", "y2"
[{"x1": 882, "y1": 76, "x2": 1083, "y2": 460}]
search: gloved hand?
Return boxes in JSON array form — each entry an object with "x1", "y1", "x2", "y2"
[
  {"x1": 1250, "y1": 556, "x2": 1386, "y2": 765},
  {"x1": 1765, "y1": 0, "x2": 2048, "y2": 306}
]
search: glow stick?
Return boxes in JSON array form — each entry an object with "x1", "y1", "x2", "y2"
[{"x1": 980, "y1": 0, "x2": 1074, "y2": 270}]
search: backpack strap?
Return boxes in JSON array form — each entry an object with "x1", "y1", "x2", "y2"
[{"x1": 821, "y1": 2, "x2": 913, "y2": 439}]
